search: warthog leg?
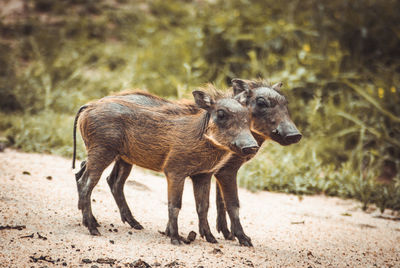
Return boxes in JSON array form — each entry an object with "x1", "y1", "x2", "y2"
[
  {"x1": 106, "y1": 159, "x2": 143, "y2": 230},
  {"x1": 215, "y1": 182, "x2": 234, "y2": 240},
  {"x1": 164, "y1": 175, "x2": 186, "y2": 245},
  {"x1": 215, "y1": 171, "x2": 253, "y2": 247},
  {"x1": 75, "y1": 160, "x2": 87, "y2": 181},
  {"x1": 191, "y1": 173, "x2": 217, "y2": 243},
  {"x1": 77, "y1": 151, "x2": 115, "y2": 236}
]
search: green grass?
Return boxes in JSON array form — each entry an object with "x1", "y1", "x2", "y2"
[{"x1": 1, "y1": 112, "x2": 84, "y2": 159}]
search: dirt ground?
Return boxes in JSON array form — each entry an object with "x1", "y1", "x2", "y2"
[{"x1": 0, "y1": 149, "x2": 399, "y2": 267}]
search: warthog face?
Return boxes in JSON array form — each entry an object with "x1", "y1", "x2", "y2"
[
  {"x1": 193, "y1": 90, "x2": 259, "y2": 155},
  {"x1": 232, "y1": 79, "x2": 302, "y2": 146}
]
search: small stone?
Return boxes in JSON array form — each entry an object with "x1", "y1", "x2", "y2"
[
  {"x1": 130, "y1": 259, "x2": 151, "y2": 268},
  {"x1": 187, "y1": 231, "x2": 196, "y2": 242},
  {"x1": 46, "y1": 176, "x2": 52, "y2": 180},
  {"x1": 109, "y1": 240, "x2": 115, "y2": 244},
  {"x1": 211, "y1": 248, "x2": 223, "y2": 254},
  {"x1": 82, "y1": 258, "x2": 92, "y2": 264},
  {"x1": 96, "y1": 258, "x2": 116, "y2": 265},
  {"x1": 165, "y1": 260, "x2": 180, "y2": 267}
]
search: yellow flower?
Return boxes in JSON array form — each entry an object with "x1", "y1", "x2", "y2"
[
  {"x1": 378, "y1": 88, "x2": 384, "y2": 98},
  {"x1": 303, "y1": 44, "x2": 311, "y2": 52},
  {"x1": 391, "y1": 86, "x2": 396, "y2": 93}
]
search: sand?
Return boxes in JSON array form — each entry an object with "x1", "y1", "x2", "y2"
[{"x1": 0, "y1": 149, "x2": 399, "y2": 267}]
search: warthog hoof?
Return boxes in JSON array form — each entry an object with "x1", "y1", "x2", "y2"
[
  {"x1": 223, "y1": 231, "x2": 235, "y2": 241},
  {"x1": 131, "y1": 222, "x2": 144, "y2": 230},
  {"x1": 158, "y1": 230, "x2": 192, "y2": 245},
  {"x1": 89, "y1": 227, "x2": 101, "y2": 236},
  {"x1": 199, "y1": 228, "x2": 217, "y2": 243},
  {"x1": 217, "y1": 224, "x2": 235, "y2": 241},
  {"x1": 236, "y1": 232, "x2": 253, "y2": 247}
]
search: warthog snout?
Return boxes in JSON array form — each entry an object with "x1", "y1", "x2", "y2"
[
  {"x1": 273, "y1": 121, "x2": 302, "y2": 145},
  {"x1": 232, "y1": 132, "x2": 259, "y2": 155}
]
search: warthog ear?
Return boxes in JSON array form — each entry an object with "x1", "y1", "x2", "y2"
[
  {"x1": 272, "y1": 82, "x2": 283, "y2": 91},
  {"x1": 232, "y1": 78, "x2": 253, "y2": 105},
  {"x1": 232, "y1": 78, "x2": 250, "y2": 96},
  {"x1": 192, "y1": 90, "x2": 215, "y2": 111},
  {"x1": 234, "y1": 90, "x2": 250, "y2": 105}
]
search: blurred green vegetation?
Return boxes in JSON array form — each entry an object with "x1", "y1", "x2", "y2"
[{"x1": 1, "y1": 0, "x2": 399, "y2": 212}]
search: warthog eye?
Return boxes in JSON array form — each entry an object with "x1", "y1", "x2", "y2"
[
  {"x1": 256, "y1": 97, "x2": 276, "y2": 108},
  {"x1": 256, "y1": 97, "x2": 269, "y2": 108},
  {"x1": 217, "y1": 109, "x2": 226, "y2": 120}
]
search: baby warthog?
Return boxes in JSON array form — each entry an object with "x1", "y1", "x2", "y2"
[
  {"x1": 214, "y1": 79, "x2": 301, "y2": 245},
  {"x1": 72, "y1": 88, "x2": 258, "y2": 245},
  {"x1": 102, "y1": 79, "x2": 302, "y2": 246}
]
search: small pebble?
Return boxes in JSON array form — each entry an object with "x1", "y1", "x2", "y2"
[
  {"x1": 187, "y1": 231, "x2": 196, "y2": 242},
  {"x1": 211, "y1": 248, "x2": 223, "y2": 254},
  {"x1": 82, "y1": 258, "x2": 92, "y2": 264}
]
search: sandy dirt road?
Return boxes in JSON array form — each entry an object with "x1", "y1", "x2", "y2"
[{"x1": 0, "y1": 149, "x2": 399, "y2": 267}]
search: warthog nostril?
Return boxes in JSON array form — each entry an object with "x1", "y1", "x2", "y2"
[
  {"x1": 241, "y1": 146, "x2": 260, "y2": 155},
  {"x1": 284, "y1": 133, "x2": 302, "y2": 144}
]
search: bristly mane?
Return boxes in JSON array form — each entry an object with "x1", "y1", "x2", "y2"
[
  {"x1": 244, "y1": 79, "x2": 270, "y2": 89},
  {"x1": 239, "y1": 78, "x2": 285, "y2": 95},
  {"x1": 111, "y1": 86, "x2": 230, "y2": 140},
  {"x1": 113, "y1": 89, "x2": 173, "y2": 104},
  {"x1": 111, "y1": 89, "x2": 199, "y2": 115}
]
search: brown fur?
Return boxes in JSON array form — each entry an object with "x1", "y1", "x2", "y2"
[
  {"x1": 73, "y1": 89, "x2": 258, "y2": 245},
  {"x1": 85, "y1": 79, "x2": 302, "y2": 246}
]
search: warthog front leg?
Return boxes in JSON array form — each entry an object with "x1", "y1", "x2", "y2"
[
  {"x1": 191, "y1": 173, "x2": 217, "y2": 243},
  {"x1": 215, "y1": 168, "x2": 252, "y2": 247},
  {"x1": 216, "y1": 182, "x2": 234, "y2": 240},
  {"x1": 107, "y1": 159, "x2": 143, "y2": 230},
  {"x1": 163, "y1": 175, "x2": 187, "y2": 245}
]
